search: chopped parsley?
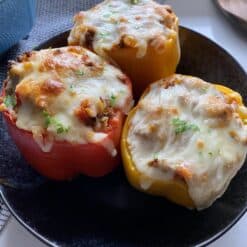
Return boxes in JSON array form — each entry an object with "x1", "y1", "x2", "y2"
[
  {"x1": 43, "y1": 111, "x2": 52, "y2": 127},
  {"x1": 153, "y1": 152, "x2": 159, "y2": 160},
  {"x1": 103, "y1": 13, "x2": 112, "y2": 18},
  {"x1": 69, "y1": 84, "x2": 76, "y2": 93},
  {"x1": 119, "y1": 90, "x2": 126, "y2": 95},
  {"x1": 75, "y1": 70, "x2": 84, "y2": 76},
  {"x1": 130, "y1": 0, "x2": 139, "y2": 4},
  {"x1": 3, "y1": 95, "x2": 16, "y2": 108},
  {"x1": 56, "y1": 123, "x2": 69, "y2": 134},
  {"x1": 99, "y1": 32, "x2": 110, "y2": 40},
  {"x1": 171, "y1": 118, "x2": 200, "y2": 135},
  {"x1": 43, "y1": 111, "x2": 69, "y2": 134},
  {"x1": 200, "y1": 86, "x2": 208, "y2": 94},
  {"x1": 109, "y1": 94, "x2": 117, "y2": 107},
  {"x1": 208, "y1": 128, "x2": 212, "y2": 134}
]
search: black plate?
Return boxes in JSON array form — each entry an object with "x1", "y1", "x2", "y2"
[{"x1": 0, "y1": 27, "x2": 247, "y2": 247}]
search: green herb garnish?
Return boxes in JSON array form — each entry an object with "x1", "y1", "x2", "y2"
[
  {"x1": 119, "y1": 90, "x2": 125, "y2": 94},
  {"x1": 75, "y1": 70, "x2": 84, "y2": 76},
  {"x1": 171, "y1": 118, "x2": 199, "y2": 135},
  {"x1": 69, "y1": 84, "x2": 76, "y2": 93},
  {"x1": 200, "y1": 87, "x2": 208, "y2": 94},
  {"x1": 153, "y1": 152, "x2": 159, "y2": 160},
  {"x1": 3, "y1": 95, "x2": 16, "y2": 108},
  {"x1": 130, "y1": 0, "x2": 139, "y2": 4},
  {"x1": 99, "y1": 32, "x2": 110, "y2": 40},
  {"x1": 43, "y1": 111, "x2": 69, "y2": 134},
  {"x1": 103, "y1": 13, "x2": 112, "y2": 18},
  {"x1": 208, "y1": 152, "x2": 213, "y2": 157},
  {"x1": 56, "y1": 123, "x2": 69, "y2": 134},
  {"x1": 109, "y1": 94, "x2": 117, "y2": 107},
  {"x1": 43, "y1": 111, "x2": 52, "y2": 127}
]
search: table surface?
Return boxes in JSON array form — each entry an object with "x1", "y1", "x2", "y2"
[{"x1": 0, "y1": 0, "x2": 247, "y2": 246}]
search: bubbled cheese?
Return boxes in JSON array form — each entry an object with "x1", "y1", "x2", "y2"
[
  {"x1": 127, "y1": 74, "x2": 247, "y2": 209},
  {"x1": 4, "y1": 47, "x2": 132, "y2": 153},
  {"x1": 68, "y1": 0, "x2": 178, "y2": 58}
]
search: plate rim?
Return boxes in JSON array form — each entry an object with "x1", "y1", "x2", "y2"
[{"x1": 0, "y1": 25, "x2": 247, "y2": 247}]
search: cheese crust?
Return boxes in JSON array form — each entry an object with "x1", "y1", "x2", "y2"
[
  {"x1": 68, "y1": 0, "x2": 178, "y2": 58},
  {"x1": 2, "y1": 46, "x2": 132, "y2": 153},
  {"x1": 127, "y1": 74, "x2": 247, "y2": 209}
]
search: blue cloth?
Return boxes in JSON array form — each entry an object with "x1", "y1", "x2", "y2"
[{"x1": 0, "y1": 0, "x2": 36, "y2": 54}]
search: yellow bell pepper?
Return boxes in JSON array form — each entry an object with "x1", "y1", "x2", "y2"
[
  {"x1": 121, "y1": 81, "x2": 247, "y2": 209},
  {"x1": 106, "y1": 27, "x2": 180, "y2": 98},
  {"x1": 215, "y1": 84, "x2": 247, "y2": 121}
]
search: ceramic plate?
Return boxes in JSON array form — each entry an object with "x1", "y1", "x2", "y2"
[{"x1": 0, "y1": 27, "x2": 247, "y2": 247}]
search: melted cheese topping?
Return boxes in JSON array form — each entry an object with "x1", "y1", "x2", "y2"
[
  {"x1": 68, "y1": 0, "x2": 178, "y2": 58},
  {"x1": 127, "y1": 74, "x2": 247, "y2": 209},
  {"x1": 4, "y1": 47, "x2": 132, "y2": 153}
]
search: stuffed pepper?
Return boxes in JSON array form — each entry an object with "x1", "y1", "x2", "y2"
[
  {"x1": 121, "y1": 74, "x2": 247, "y2": 210},
  {"x1": 0, "y1": 46, "x2": 133, "y2": 180},
  {"x1": 68, "y1": 0, "x2": 180, "y2": 98}
]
